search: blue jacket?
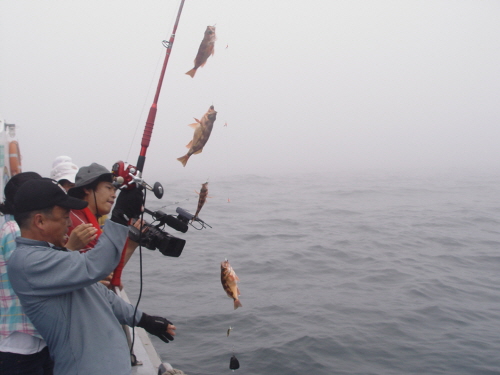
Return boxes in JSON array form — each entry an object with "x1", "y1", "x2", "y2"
[{"x1": 7, "y1": 220, "x2": 142, "y2": 375}]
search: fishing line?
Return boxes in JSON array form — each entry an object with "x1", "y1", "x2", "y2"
[
  {"x1": 126, "y1": 0, "x2": 181, "y2": 162},
  {"x1": 129, "y1": 188, "x2": 147, "y2": 358},
  {"x1": 126, "y1": 47, "x2": 168, "y2": 162}
]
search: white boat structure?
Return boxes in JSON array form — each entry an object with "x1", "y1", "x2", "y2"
[{"x1": 0, "y1": 116, "x2": 22, "y2": 197}]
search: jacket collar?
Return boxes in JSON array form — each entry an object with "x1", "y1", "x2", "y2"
[{"x1": 15, "y1": 237, "x2": 68, "y2": 251}]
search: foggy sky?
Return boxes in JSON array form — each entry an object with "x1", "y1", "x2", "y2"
[{"x1": 1, "y1": 0, "x2": 499, "y2": 183}]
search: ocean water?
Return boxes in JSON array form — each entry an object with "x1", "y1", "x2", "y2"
[{"x1": 122, "y1": 170, "x2": 500, "y2": 375}]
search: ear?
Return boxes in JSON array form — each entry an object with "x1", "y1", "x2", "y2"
[
  {"x1": 83, "y1": 187, "x2": 93, "y2": 198},
  {"x1": 32, "y1": 213, "x2": 46, "y2": 231}
]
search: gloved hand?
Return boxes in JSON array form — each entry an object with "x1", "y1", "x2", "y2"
[
  {"x1": 137, "y1": 313, "x2": 175, "y2": 343},
  {"x1": 110, "y1": 187, "x2": 144, "y2": 226}
]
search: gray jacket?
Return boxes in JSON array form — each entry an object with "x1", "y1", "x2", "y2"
[{"x1": 8, "y1": 220, "x2": 142, "y2": 375}]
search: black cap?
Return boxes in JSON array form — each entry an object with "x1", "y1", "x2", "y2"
[{"x1": 14, "y1": 178, "x2": 88, "y2": 213}]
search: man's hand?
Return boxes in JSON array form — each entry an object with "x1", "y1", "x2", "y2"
[
  {"x1": 137, "y1": 313, "x2": 176, "y2": 343},
  {"x1": 111, "y1": 188, "x2": 144, "y2": 226},
  {"x1": 65, "y1": 223, "x2": 98, "y2": 251}
]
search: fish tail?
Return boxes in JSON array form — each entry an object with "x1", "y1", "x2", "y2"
[
  {"x1": 185, "y1": 68, "x2": 197, "y2": 78},
  {"x1": 234, "y1": 299, "x2": 242, "y2": 310},
  {"x1": 177, "y1": 155, "x2": 189, "y2": 167}
]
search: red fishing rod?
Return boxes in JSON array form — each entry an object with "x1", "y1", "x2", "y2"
[
  {"x1": 137, "y1": 0, "x2": 186, "y2": 173},
  {"x1": 111, "y1": 0, "x2": 186, "y2": 287}
]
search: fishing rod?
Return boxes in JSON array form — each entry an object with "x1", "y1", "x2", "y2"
[
  {"x1": 137, "y1": 0, "x2": 186, "y2": 173},
  {"x1": 111, "y1": 0, "x2": 186, "y2": 288}
]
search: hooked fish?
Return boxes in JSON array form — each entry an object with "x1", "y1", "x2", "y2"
[
  {"x1": 193, "y1": 182, "x2": 209, "y2": 221},
  {"x1": 186, "y1": 26, "x2": 216, "y2": 78},
  {"x1": 221, "y1": 259, "x2": 242, "y2": 310},
  {"x1": 177, "y1": 105, "x2": 217, "y2": 167}
]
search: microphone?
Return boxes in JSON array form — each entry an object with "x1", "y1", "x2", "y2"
[
  {"x1": 144, "y1": 208, "x2": 188, "y2": 233},
  {"x1": 162, "y1": 213, "x2": 188, "y2": 233}
]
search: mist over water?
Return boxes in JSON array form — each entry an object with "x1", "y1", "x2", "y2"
[{"x1": 123, "y1": 170, "x2": 500, "y2": 375}]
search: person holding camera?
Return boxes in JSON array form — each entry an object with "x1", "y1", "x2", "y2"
[
  {"x1": 7, "y1": 178, "x2": 176, "y2": 375},
  {"x1": 0, "y1": 173, "x2": 55, "y2": 374}
]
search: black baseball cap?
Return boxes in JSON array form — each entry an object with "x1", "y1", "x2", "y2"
[{"x1": 14, "y1": 178, "x2": 88, "y2": 213}]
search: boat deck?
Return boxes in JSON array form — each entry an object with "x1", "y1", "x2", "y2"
[{"x1": 117, "y1": 288, "x2": 172, "y2": 375}]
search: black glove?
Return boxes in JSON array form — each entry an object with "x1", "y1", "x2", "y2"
[
  {"x1": 137, "y1": 312, "x2": 174, "y2": 343},
  {"x1": 111, "y1": 187, "x2": 144, "y2": 226}
]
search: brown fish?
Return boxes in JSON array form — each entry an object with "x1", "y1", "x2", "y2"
[
  {"x1": 177, "y1": 105, "x2": 217, "y2": 167},
  {"x1": 221, "y1": 260, "x2": 242, "y2": 310},
  {"x1": 193, "y1": 182, "x2": 208, "y2": 221},
  {"x1": 186, "y1": 26, "x2": 216, "y2": 78}
]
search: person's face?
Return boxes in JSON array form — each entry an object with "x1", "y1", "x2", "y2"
[
  {"x1": 43, "y1": 206, "x2": 72, "y2": 247},
  {"x1": 84, "y1": 181, "x2": 117, "y2": 215}
]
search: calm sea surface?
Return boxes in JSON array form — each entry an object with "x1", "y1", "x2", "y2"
[{"x1": 123, "y1": 170, "x2": 500, "y2": 375}]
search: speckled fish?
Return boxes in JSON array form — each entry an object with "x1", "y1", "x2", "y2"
[
  {"x1": 177, "y1": 105, "x2": 217, "y2": 167},
  {"x1": 221, "y1": 260, "x2": 242, "y2": 309},
  {"x1": 193, "y1": 182, "x2": 208, "y2": 221},
  {"x1": 186, "y1": 26, "x2": 216, "y2": 78}
]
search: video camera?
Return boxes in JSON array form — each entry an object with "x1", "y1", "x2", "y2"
[
  {"x1": 129, "y1": 208, "x2": 189, "y2": 258},
  {"x1": 112, "y1": 160, "x2": 210, "y2": 256}
]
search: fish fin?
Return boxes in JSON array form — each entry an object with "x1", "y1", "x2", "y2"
[
  {"x1": 177, "y1": 155, "x2": 189, "y2": 167},
  {"x1": 194, "y1": 118, "x2": 201, "y2": 123},
  {"x1": 185, "y1": 140, "x2": 193, "y2": 149},
  {"x1": 188, "y1": 122, "x2": 199, "y2": 129},
  {"x1": 185, "y1": 68, "x2": 196, "y2": 78},
  {"x1": 234, "y1": 299, "x2": 242, "y2": 310},
  {"x1": 193, "y1": 148, "x2": 203, "y2": 155}
]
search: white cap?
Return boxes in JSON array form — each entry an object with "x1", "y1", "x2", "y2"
[
  {"x1": 50, "y1": 156, "x2": 78, "y2": 183},
  {"x1": 51, "y1": 155, "x2": 73, "y2": 169}
]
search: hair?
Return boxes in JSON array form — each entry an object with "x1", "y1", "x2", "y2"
[
  {"x1": 15, "y1": 207, "x2": 55, "y2": 230},
  {"x1": 71, "y1": 174, "x2": 114, "y2": 200}
]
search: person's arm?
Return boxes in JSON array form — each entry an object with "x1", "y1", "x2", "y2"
[
  {"x1": 97, "y1": 283, "x2": 176, "y2": 343},
  {"x1": 21, "y1": 220, "x2": 128, "y2": 296},
  {"x1": 13, "y1": 188, "x2": 144, "y2": 296}
]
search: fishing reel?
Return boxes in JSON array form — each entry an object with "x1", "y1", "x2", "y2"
[{"x1": 111, "y1": 161, "x2": 164, "y2": 199}]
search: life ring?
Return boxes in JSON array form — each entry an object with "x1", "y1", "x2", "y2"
[{"x1": 9, "y1": 141, "x2": 22, "y2": 176}]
